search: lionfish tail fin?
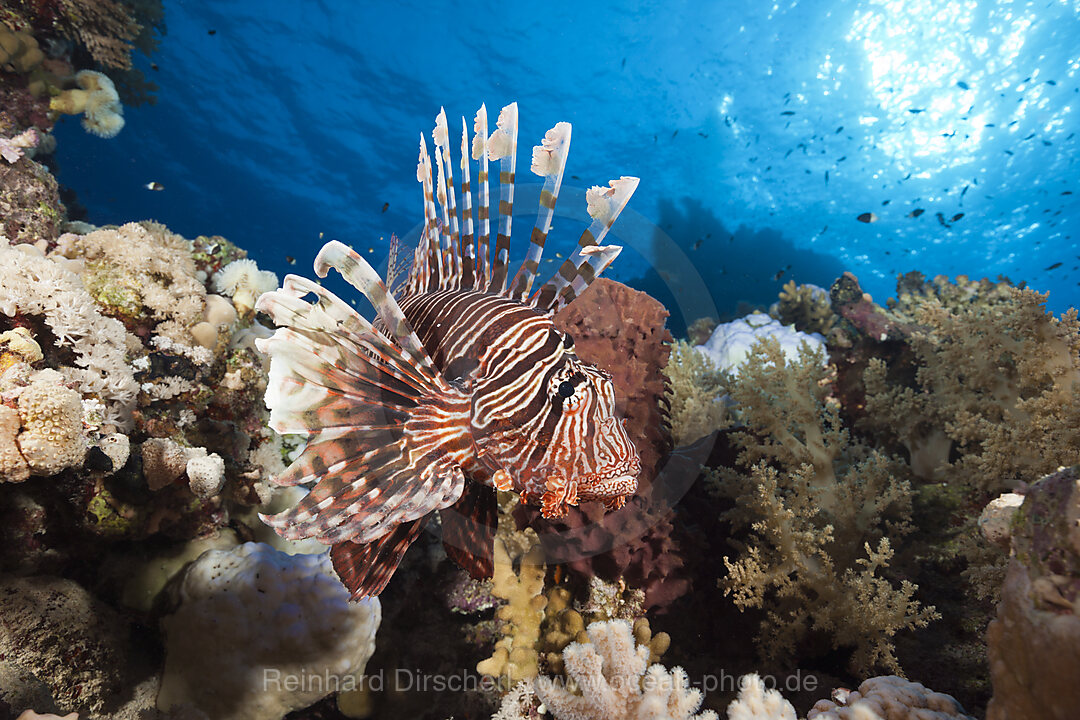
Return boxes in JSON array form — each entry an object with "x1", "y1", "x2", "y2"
[
  {"x1": 531, "y1": 176, "x2": 639, "y2": 314},
  {"x1": 256, "y1": 242, "x2": 471, "y2": 579},
  {"x1": 508, "y1": 121, "x2": 572, "y2": 302},
  {"x1": 331, "y1": 518, "x2": 428, "y2": 599}
]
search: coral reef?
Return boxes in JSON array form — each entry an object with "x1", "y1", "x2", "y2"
[
  {"x1": 985, "y1": 466, "x2": 1080, "y2": 720},
  {"x1": 531, "y1": 619, "x2": 717, "y2": 720},
  {"x1": 158, "y1": 542, "x2": 381, "y2": 720},
  {"x1": 707, "y1": 337, "x2": 935, "y2": 674},
  {"x1": 0, "y1": 149, "x2": 64, "y2": 245},
  {"x1": 770, "y1": 281, "x2": 835, "y2": 337}
]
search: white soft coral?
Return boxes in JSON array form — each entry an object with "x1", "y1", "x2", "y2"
[{"x1": 533, "y1": 619, "x2": 717, "y2": 720}]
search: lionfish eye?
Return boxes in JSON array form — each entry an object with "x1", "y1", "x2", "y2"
[{"x1": 558, "y1": 380, "x2": 575, "y2": 398}]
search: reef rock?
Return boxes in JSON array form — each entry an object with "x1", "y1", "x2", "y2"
[{"x1": 986, "y1": 466, "x2": 1080, "y2": 720}]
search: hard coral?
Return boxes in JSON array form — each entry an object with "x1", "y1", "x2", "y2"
[
  {"x1": 807, "y1": 676, "x2": 975, "y2": 720},
  {"x1": 477, "y1": 537, "x2": 547, "y2": 688},
  {"x1": 16, "y1": 369, "x2": 86, "y2": 476},
  {"x1": 707, "y1": 337, "x2": 934, "y2": 675},
  {"x1": 0, "y1": 575, "x2": 137, "y2": 715},
  {"x1": 533, "y1": 619, "x2": 717, "y2": 720},
  {"x1": 158, "y1": 542, "x2": 381, "y2": 720}
]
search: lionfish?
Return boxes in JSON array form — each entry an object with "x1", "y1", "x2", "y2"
[{"x1": 256, "y1": 103, "x2": 641, "y2": 598}]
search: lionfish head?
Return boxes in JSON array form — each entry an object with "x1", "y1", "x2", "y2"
[{"x1": 502, "y1": 332, "x2": 641, "y2": 519}]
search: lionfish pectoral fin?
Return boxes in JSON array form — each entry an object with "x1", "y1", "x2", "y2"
[
  {"x1": 258, "y1": 240, "x2": 473, "y2": 566},
  {"x1": 331, "y1": 517, "x2": 429, "y2": 599},
  {"x1": 440, "y1": 482, "x2": 498, "y2": 580}
]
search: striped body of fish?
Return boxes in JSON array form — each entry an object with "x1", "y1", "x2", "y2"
[{"x1": 256, "y1": 103, "x2": 641, "y2": 598}]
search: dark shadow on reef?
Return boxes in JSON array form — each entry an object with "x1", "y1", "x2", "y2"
[{"x1": 627, "y1": 196, "x2": 846, "y2": 338}]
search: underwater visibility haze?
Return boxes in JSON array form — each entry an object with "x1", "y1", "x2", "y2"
[{"x1": 1, "y1": 1, "x2": 1079, "y2": 719}]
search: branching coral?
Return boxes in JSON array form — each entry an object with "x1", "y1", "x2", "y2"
[
  {"x1": 861, "y1": 284, "x2": 1080, "y2": 493},
  {"x1": 708, "y1": 338, "x2": 935, "y2": 674},
  {"x1": 533, "y1": 619, "x2": 717, "y2": 720},
  {"x1": 770, "y1": 281, "x2": 836, "y2": 336},
  {"x1": 477, "y1": 536, "x2": 548, "y2": 687},
  {"x1": 663, "y1": 339, "x2": 731, "y2": 447}
]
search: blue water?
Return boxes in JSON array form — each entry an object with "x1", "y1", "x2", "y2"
[{"x1": 54, "y1": 0, "x2": 1079, "y2": 333}]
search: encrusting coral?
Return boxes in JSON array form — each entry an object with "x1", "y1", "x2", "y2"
[
  {"x1": 531, "y1": 619, "x2": 717, "y2": 720},
  {"x1": 707, "y1": 337, "x2": 936, "y2": 675}
]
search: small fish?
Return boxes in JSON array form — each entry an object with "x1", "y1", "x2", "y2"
[
  {"x1": 780, "y1": 110, "x2": 795, "y2": 116},
  {"x1": 956, "y1": 81, "x2": 969, "y2": 90},
  {"x1": 907, "y1": 108, "x2": 925, "y2": 114},
  {"x1": 150, "y1": 63, "x2": 159, "y2": 71},
  {"x1": 951, "y1": 213, "x2": 964, "y2": 222},
  {"x1": 381, "y1": 202, "x2": 389, "y2": 213},
  {"x1": 835, "y1": 126, "x2": 843, "y2": 133},
  {"x1": 207, "y1": 29, "x2": 216, "y2": 35},
  {"x1": 258, "y1": 103, "x2": 641, "y2": 599},
  {"x1": 882, "y1": 199, "x2": 890, "y2": 206},
  {"x1": 285, "y1": 255, "x2": 296, "y2": 265},
  {"x1": 1046, "y1": 79, "x2": 1057, "y2": 86},
  {"x1": 908, "y1": 208, "x2": 925, "y2": 218},
  {"x1": 824, "y1": 170, "x2": 829, "y2": 184},
  {"x1": 837, "y1": 155, "x2": 847, "y2": 162},
  {"x1": 1045, "y1": 262, "x2": 1063, "y2": 270},
  {"x1": 145, "y1": 181, "x2": 164, "y2": 191},
  {"x1": 857, "y1": 212, "x2": 878, "y2": 223}
]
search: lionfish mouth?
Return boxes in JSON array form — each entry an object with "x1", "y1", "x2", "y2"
[{"x1": 576, "y1": 457, "x2": 641, "y2": 499}]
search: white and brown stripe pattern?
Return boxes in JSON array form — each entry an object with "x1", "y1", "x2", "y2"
[{"x1": 258, "y1": 103, "x2": 641, "y2": 598}]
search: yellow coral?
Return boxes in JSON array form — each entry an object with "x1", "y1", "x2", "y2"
[
  {"x1": 50, "y1": 70, "x2": 125, "y2": 138},
  {"x1": 476, "y1": 537, "x2": 547, "y2": 687},
  {"x1": 0, "y1": 23, "x2": 44, "y2": 73}
]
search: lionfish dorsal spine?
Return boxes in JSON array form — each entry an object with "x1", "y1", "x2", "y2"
[
  {"x1": 433, "y1": 108, "x2": 462, "y2": 290},
  {"x1": 530, "y1": 176, "x2": 640, "y2": 313},
  {"x1": 471, "y1": 104, "x2": 491, "y2": 289},
  {"x1": 458, "y1": 116, "x2": 477, "y2": 289},
  {"x1": 485, "y1": 101, "x2": 519, "y2": 294},
  {"x1": 314, "y1": 241, "x2": 438, "y2": 378},
  {"x1": 406, "y1": 102, "x2": 637, "y2": 311},
  {"x1": 508, "y1": 121, "x2": 572, "y2": 302}
]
